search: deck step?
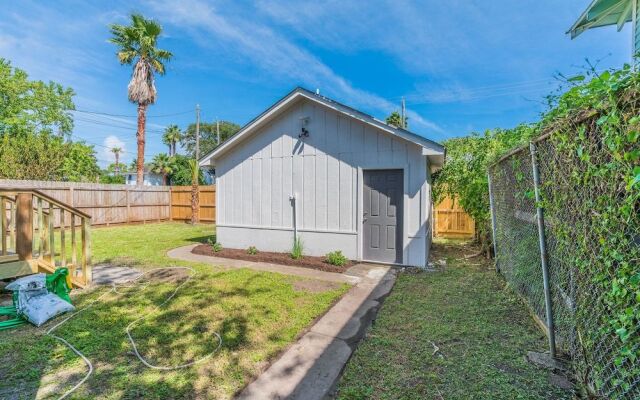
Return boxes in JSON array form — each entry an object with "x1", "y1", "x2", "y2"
[{"x1": 0, "y1": 259, "x2": 34, "y2": 280}]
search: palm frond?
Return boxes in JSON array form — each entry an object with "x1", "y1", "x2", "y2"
[
  {"x1": 128, "y1": 59, "x2": 157, "y2": 105},
  {"x1": 109, "y1": 13, "x2": 172, "y2": 102},
  {"x1": 117, "y1": 50, "x2": 137, "y2": 65},
  {"x1": 150, "y1": 58, "x2": 165, "y2": 75},
  {"x1": 154, "y1": 49, "x2": 173, "y2": 61}
]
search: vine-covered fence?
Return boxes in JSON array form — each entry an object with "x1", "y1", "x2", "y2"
[{"x1": 488, "y1": 131, "x2": 639, "y2": 398}]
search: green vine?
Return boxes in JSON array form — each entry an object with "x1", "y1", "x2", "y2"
[
  {"x1": 518, "y1": 66, "x2": 639, "y2": 396},
  {"x1": 437, "y1": 64, "x2": 639, "y2": 397}
]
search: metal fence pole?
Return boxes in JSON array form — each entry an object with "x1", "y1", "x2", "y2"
[
  {"x1": 529, "y1": 142, "x2": 556, "y2": 357},
  {"x1": 487, "y1": 172, "x2": 499, "y2": 272}
]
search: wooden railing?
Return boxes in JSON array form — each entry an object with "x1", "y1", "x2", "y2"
[{"x1": 1, "y1": 189, "x2": 92, "y2": 287}]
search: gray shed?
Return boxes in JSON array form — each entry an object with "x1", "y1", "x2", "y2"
[{"x1": 199, "y1": 88, "x2": 445, "y2": 266}]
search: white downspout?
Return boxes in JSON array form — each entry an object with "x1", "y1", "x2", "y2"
[
  {"x1": 289, "y1": 194, "x2": 297, "y2": 241},
  {"x1": 633, "y1": 0, "x2": 638, "y2": 61}
]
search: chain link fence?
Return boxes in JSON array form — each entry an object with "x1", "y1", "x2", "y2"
[{"x1": 489, "y1": 134, "x2": 639, "y2": 399}]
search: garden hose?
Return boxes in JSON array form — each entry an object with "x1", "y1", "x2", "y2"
[
  {"x1": 46, "y1": 266, "x2": 222, "y2": 400},
  {"x1": 0, "y1": 305, "x2": 26, "y2": 330}
]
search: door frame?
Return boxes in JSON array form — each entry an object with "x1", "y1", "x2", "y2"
[{"x1": 357, "y1": 164, "x2": 409, "y2": 265}]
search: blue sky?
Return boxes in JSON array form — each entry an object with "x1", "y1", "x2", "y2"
[{"x1": 0, "y1": 0, "x2": 632, "y2": 166}]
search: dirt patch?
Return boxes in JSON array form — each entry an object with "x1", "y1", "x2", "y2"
[
  {"x1": 145, "y1": 268, "x2": 191, "y2": 283},
  {"x1": 191, "y1": 244, "x2": 351, "y2": 273},
  {"x1": 291, "y1": 279, "x2": 342, "y2": 293}
]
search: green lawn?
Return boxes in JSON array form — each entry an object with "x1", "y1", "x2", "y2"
[
  {"x1": 336, "y1": 241, "x2": 572, "y2": 400},
  {"x1": 0, "y1": 222, "x2": 349, "y2": 399}
]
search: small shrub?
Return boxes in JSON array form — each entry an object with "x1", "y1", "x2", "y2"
[
  {"x1": 247, "y1": 246, "x2": 258, "y2": 255},
  {"x1": 290, "y1": 237, "x2": 304, "y2": 260},
  {"x1": 325, "y1": 250, "x2": 348, "y2": 266},
  {"x1": 207, "y1": 238, "x2": 223, "y2": 252}
]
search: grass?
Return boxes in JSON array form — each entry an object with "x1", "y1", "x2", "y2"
[
  {"x1": 1, "y1": 222, "x2": 349, "y2": 399},
  {"x1": 336, "y1": 240, "x2": 573, "y2": 400}
]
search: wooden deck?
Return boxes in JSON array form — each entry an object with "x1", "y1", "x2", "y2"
[{"x1": 1, "y1": 189, "x2": 92, "y2": 287}]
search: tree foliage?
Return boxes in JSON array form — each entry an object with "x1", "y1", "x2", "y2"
[
  {"x1": 436, "y1": 65, "x2": 640, "y2": 395},
  {"x1": 167, "y1": 154, "x2": 206, "y2": 185},
  {"x1": 433, "y1": 125, "x2": 535, "y2": 252},
  {"x1": 181, "y1": 120, "x2": 240, "y2": 158},
  {"x1": 385, "y1": 111, "x2": 407, "y2": 129},
  {"x1": 0, "y1": 59, "x2": 100, "y2": 181},
  {"x1": 0, "y1": 58, "x2": 74, "y2": 136},
  {"x1": 108, "y1": 13, "x2": 173, "y2": 185},
  {"x1": 60, "y1": 141, "x2": 101, "y2": 182},
  {"x1": 162, "y1": 124, "x2": 181, "y2": 156},
  {"x1": 149, "y1": 153, "x2": 174, "y2": 185},
  {"x1": 108, "y1": 14, "x2": 173, "y2": 104}
]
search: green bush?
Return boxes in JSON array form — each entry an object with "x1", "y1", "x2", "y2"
[
  {"x1": 325, "y1": 250, "x2": 348, "y2": 266},
  {"x1": 290, "y1": 237, "x2": 304, "y2": 260},
  {"x1": 487, "y1": 65, "x2": 640, "y2": 397},
  {"x1": 207, "y1": 237, "x2": 222, "y2": 252},
  {"x1": 247, "y1": 246, "x2": 258, "y2": 255}
]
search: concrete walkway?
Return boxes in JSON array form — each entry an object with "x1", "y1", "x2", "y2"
[{"x1": 168, "y1": 244, "x2": 396, "y2": 400}]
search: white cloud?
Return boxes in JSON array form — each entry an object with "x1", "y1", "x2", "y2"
[
  {"x1": 255, "y1": 0, "x2": 473, "y2": 75},
  {"x1": 147, "y1": 0, "x2": 442, "y2": 133},
  {"x1": 102, "y1": 135, "x2": 127, "y2": 165}
]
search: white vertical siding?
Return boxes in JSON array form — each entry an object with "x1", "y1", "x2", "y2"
[{"x1": 215, "y1": 98, "x2": 431, "y2": 265}]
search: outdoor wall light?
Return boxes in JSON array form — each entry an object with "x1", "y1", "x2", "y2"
[{"x1": 299, "y1": 116, "x2": 310, "y2": 138}]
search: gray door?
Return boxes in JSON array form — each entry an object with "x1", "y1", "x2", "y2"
[{"x1": 363, "y1": 169, "x2": 403, "y2": 263}]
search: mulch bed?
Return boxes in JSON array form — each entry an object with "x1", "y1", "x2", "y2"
[{"x1": 191, "y1": 244, "x2": 352, "y2": 273}]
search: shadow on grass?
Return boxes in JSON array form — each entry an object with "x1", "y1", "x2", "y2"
[
  {"x1": 1, "y1": 266, "x2": 333, "y2": 400},
  {"x1": 184, "y1": 234, "x2": 215, "y2": 244}
]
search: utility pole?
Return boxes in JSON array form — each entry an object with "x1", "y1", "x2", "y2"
[
  {"x1": 401, "y1": 97, "x2": 406, "y2": 129},
  {"x1": 195, "y1": 104, "x2": 201, "y2": 160},
  {"x1": 216, "y1": 118, "x2": 220, "y2": 145}
]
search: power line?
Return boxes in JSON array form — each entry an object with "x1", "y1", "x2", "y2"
[
  {"x1": 73, "y1": 116, "x2": 166, "y2": 133},
  {"x1": 71, "y1": 109, "x2": 193, "y2": 118},
  {"x1": 70, "y1": 133, "x2": 154, "y2": 157}
]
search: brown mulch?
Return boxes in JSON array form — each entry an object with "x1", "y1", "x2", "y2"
[{"x1": 191, "y1": 244, "x2": 352, "y2": 273}]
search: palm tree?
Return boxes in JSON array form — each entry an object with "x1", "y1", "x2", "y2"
[
  {"x1": 162, "y1": 124, "x2": 181, "y2": 156},
  {"x1": 109, "y1": 14, "x2": 173, "y2": 186},
  {"x1": 188, "y1": 158, "x2": 200, "y2": 224},
  {"x1": 150, "y1": 153, "x2": 174, "y2": 185},
  {"x1": 110, "y1": 147, "x2": 122, "y2": 175}
]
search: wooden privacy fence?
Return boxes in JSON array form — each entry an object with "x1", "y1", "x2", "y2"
[
  {"x1": 433, "y1": 196, "x2": 475, "y2": 239},
  {"x1": 0, "y1": 180, "x2": 216, "y2": 226},
  {"x1": 170, "y1": 186, "x2": 215, "y2": 222}
]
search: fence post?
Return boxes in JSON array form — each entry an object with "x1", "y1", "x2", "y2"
[
  {"x1": 168, "y1": 187, "x2": 173, "y2": 222},
  {"x1": 126, "y1": 188, "x2": 131, "y2": 224},
  {"x1": 487, "y1": 172, "x2": 499, "y2": 272},
  {"x1": 15, "y1": 193, "x2": 33, "y2": 261},
  {"x1": 529, "y1": 142, "x2": 556, "y2": 358}
]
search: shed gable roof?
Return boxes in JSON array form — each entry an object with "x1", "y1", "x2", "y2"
[{"x1": 199, "y1": 87, "x2": 445, "y2": 166}]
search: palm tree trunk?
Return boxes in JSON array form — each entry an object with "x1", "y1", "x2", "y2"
[
  {"x1": 191, "y1": 182, "x2": 200, "y2": 224},
  {"x1": 115, "y1": 153, "x2": 120, "y2": 176},
  {"x1": 136, "y1": 103, "x2": 147, "y2": 186}
]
